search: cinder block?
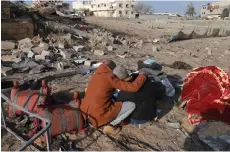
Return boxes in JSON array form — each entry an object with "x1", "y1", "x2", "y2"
[
  {"x1": 18, "y1": 28, "x2": 27, "y2": 34},
  {"x1": 8, "y1": 29, "x2": 17, "y2": 34}
]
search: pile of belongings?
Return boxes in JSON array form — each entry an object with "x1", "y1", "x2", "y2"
[
  {"x1": 7, "y1": 79, "x2": 85, "y2": 146},
  {"x1": 181, "y1": 66, "x2": 230, "y2": 124}
]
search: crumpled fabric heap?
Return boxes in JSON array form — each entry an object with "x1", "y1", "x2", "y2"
[{"x1": 181, "y1": 66, "x2": 230, "y2": 124}]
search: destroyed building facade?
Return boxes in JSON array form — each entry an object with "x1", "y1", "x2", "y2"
[
  {"x1": 200, "y1": 0, "x2": 230, "y2": 18},
  {"x1": 72, "y1": 0, "x2": 136, "y2": 18}
]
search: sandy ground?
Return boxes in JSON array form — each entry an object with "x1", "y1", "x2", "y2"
[{"x1": 2, "y1": 15, "x2": 230, "y2": 151}]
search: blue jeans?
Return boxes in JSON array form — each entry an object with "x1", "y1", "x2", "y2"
[{"x1": 110, "y1": 101, "x2": 136, "y2": 126}]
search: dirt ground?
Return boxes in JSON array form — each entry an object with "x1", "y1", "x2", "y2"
[{"x1": 1, "y1": 15, "x2": 230, "y2": 151}]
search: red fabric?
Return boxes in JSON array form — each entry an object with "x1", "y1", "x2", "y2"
[{"x1": 181, "y1": 66, "x2": 230, "y2": 124}]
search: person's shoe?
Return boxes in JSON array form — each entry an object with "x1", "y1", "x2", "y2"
[
  {"x1": 133, "y1": 122, "x2": 152, "y2": 129},
  {"x1": 103, "y1": 125, "x2": 121, "y2": 135}
]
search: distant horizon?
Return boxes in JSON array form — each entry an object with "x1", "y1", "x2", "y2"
[{"x1": 22, "y1": 0, "x2": 215, "y2": 16}]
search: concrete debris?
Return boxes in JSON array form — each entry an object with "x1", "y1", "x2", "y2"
[
  {"x1": 117, "y1": 54, "x2": 127, "y2": 58},
  {"x1": 32, "y1": 47, "x2": 43, "y2": 55},
  {"x1": 1, "y1": 41, "x2": 16, "y2": 50},
  {"x1": 135, "y1": 39, "x2": 143, "y2": 48},
  {"x1": 75, "y1": 58, "x2": 87, "y2": 64},
  {"x1": 152, "y1": 46, "x2": 161, "y2": 52},
  {"x1": 58, "y1": 44, "x2": 65, "y2": 49},
  {"x1": 206, "y1": 47, "x2": 212, "y2": 55},
  {"x1": 94, "y1": 50, "x2": 105, "y2": 56},
  {"x1": 39, "y1": 42, "x2": 49, "y2": 51},
  {"x1": 18, "y1": 38, "x2": 33, "y2": 49},
  {"x1": 153, "y1": 39, "x2": 160, "y2": 43},
  {"x1": 59, "y1": 49, "x2": 72, "y2": 59},
  {"x1": 56, "y1": 62, "x2": 69, "y2": 71},
  {"x1": 27, "y1": 50, "x2": 35, "y2": 58},
  {"x1": 224, "y1": 49, "x2": 230, "y2": 55},
  {"x1": 73, "y1": 45, "x2": 85, "y2": 52},
  {"x1": 41, "y1": 50, "x2": 50, "y2": 57},
  {"x1": 84, "y1": 60, "x2": 97, "y2": 67},
  {"x1": 22, "y1": 48, "x2": 31, "y2": 53},
  {"x1": 35, "y1": 55, "x2": 45, "y2": 60},
  {"x1": 1, "y1": 67, "x2": 14, "y2": 76},
  {"x1": 107, "y1": 46, "x2": 113, "y2": 51},
  {"x1": 1, "y1": 55, "x2": 17, "y2": 62},
  {"x1": 167, "y1": 122, "x2": 180, "y2": 129}
]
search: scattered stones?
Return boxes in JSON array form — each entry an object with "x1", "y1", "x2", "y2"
[
  {"x1": 224, "y1": 49, "x2": 230, "y2": 55},
  {"x1": 153, "y1": 39, "x2": 160, "y2": 43},
  {"x1": 1, "y1": 41, "x2": 16, "y2": 50},
  {"x1": 152, "y1": 46, "x2": 160, "y2": 52},
  {"x1": 73, "y1": 45, "x2": 85, "y2": 52},
  {"x1": 1, "y1": 67, "x2": 14, "y2": 76},
  {"x1": 206, "y1": 47, "x2": 212, "y2": 55},
  {"x1": 107, "y1": 46, "x2": 113, "y2": 51},
  {"x1": 84, "y1": 60, "x2": 97, "y2": 67},
  {"x1": 94, "y1": 50, "x2": 104, "y2": 56},
  {"x1": 27, "y1": 50, "x2": 35, "y2": 58},
  {"x1": 166, "y1": 122, "x2": 180, "y2": 129},
  {"x1": 135, "y1": 39, "x2": 143, "y2": 48}
]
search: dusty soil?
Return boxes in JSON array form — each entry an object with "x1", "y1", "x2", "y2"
[{"x1": 2, "y1": 15, "x2": 230, "y2": 151}]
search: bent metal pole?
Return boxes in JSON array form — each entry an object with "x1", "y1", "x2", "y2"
[{"x1": 1, "y1": 93, "x2": 51, "y2": 151}]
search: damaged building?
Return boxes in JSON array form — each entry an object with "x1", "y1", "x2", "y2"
[
  {"x1": 72, "y1": 0, "x2": 136, "y2": 18},
  {"x1": 200, "y1": 0, "x2": 230, "y2": 18},
  {"x1": 1, "y1": 1, "x2": 35, "y2": 40}
]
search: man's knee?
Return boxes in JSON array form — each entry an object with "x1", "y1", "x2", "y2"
[{"x1": 124, "y1": 101, "x2": 136, "y2": 111}]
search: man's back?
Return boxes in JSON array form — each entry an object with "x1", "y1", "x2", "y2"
[{"x1": 117, "y1": 78, "x2": 165, "y2": 121}]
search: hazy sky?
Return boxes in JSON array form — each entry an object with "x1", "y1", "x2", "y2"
[{"x1": 144, "y1": 1, "x2": 211, "y2": 15}]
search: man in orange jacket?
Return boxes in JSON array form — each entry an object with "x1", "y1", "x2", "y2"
[{"x1": 80, "y1": 60, "x2": 146, "y2": 131}]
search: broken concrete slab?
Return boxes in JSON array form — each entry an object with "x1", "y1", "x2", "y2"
[
  {"x1": 27, "y1": 50, "x2": 35, "y2": 58},
  {"x1": 18, "y1": 38, "x2": 33, "y2": 49},
  {"x1": 58, "y1": 44, "x2": 65, "y2": 49},
  {"x1": 39, "y1": 42, "x2": 49, "y2": 51},
  {"x1": 1, "y1": 67, "x2": 14, "y2": 76},
  {"x1": 32, "y1": 47, "x2": 43, "y2": 55},
  {"x1": 35, "y1": 55, "x2": 45, "y2": 60},
  {"x1": 22, "y1": 48, "x2": 31, "y2": 53},
  {"x1": 94, "y1": 50, "x2": 105, "y2": 56},
  {"x1": 73, "y1": 45, "x2": 85, "y2": 52},
  {"x1": 107, "y1": 46, "x2": 113, "y2": 51},
  {"x1": 1, "y1": 55, "x2": 17, "y2": 62},
  {"x1": 1, "y1": 41, "x2": 16, "y2": 50},
  {"x1": 41, "y1": 50, "x2": 50, "y2": 57}
]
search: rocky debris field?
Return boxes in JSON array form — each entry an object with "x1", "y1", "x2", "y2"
[{"x1": 1, "y1": 13, "x2": 230, "y2": 151}]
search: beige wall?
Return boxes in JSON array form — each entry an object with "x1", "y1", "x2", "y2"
[{"x1": 1, "y1": 22, "x2": 34, "y2": 40}]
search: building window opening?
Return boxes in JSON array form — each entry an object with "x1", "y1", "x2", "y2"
[
  {"x1": 131, "y1": 5, "x2": 134, "y2": 8},
  {"x1": 210, "y1": 10, "x2": 213, "y2": 12},
  {"x1": 131, "y1": 11, "x2": 133, "y2": 14},
  {"x1": 119, "y1": 10, "x2": 122, "y2": 14},
  {"x1": 98, "y1": 4, "x2": 100, "y2": 7},
  {"x1": 119, "y1": 4, "x2": 122, "y2": 7},
  {"x1": 104, "y1": 4, "x2": 106, "y2": 7},
  {"x1": 126, "y1": 4, "x2": 129, "y2": 8},
  {"x1": 125, "y1": 11, "x2": 128, "y2": 14}
]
